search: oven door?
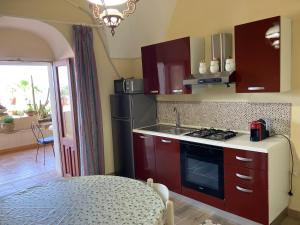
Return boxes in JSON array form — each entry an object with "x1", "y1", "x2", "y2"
[{"x1": 180, "y1": 141, "x2": 224, "y2": 199}]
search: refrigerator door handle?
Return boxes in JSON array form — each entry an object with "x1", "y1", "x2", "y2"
[
  {"x1": 113, "y1": 117, "x2": 130, "y2": 121},
  {"x1": 123, "y1": 79, "x2": 126, "y2": 93}
]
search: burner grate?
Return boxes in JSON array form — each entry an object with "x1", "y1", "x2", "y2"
[{"x1": 186, "y1": 128, "x2": 237, "y2": 140}]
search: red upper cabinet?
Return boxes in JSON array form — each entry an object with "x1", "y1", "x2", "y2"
[
  {"x1": 141, "y1": 37, "x2": 204, "y2": 95},
  {"x1": 235, "y1": 16, "x2": 291, "y2": 93},
  {"x1": 141, "y1": 45, "x2": 160, "y2": 95}
]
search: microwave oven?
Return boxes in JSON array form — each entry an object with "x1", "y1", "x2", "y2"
[{"x1": 114, "y1": 79, "x2": 144, "y2": 94}]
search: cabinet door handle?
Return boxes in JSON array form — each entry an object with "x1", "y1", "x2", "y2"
[
  {"x1": 236, "y1": 173, "x2": 253, "y2": 180},
  {"x1": 172, "y1": 89, "x2": 183, "y2": 93},
  {"x1": 236, "y1": 156, "x2": 253, "y2": 162},
  {"x1": 139, "y1": 135, "x2": 148, "y2": 139},
  {"x1": 247, "y1": 87, "x2": 265, "y2": 91},
  {"x1": 236, "y1": 186, "x2": 253, "y2": 193},
  {"x1": 161, "y1": 139, "x2": 172, "y2": 144},
  {"x1": 150, "y1": 90, "x2": 159, "y2": 94}
]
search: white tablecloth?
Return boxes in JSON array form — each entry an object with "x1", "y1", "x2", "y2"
[{"x1": 0, "y1": 176, "x2": 165, "y2": 225}]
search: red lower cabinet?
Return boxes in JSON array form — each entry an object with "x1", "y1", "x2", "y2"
[
  {"x1": 155, "y1": 136, "x2": 182, "y2": 193},
  {"x1": 133, "y1": 133, "x2": 182, "y2": 194},
  {"x1": 133, "y1": 133, "x2": 156, "y2": 181},
  {"x1": 181, "y1": 187, "x2": 225, "y2": 210},
  {"x1": 133, "y1": 134, "x2": 271, "y2": 224},
  {"x1": 224, "y1": 149, "x2": 269, "y2": 225}
]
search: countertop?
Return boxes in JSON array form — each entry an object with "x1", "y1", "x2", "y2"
[{"x1": 133, "y1": 124, "x2": 288, "y2": 153}]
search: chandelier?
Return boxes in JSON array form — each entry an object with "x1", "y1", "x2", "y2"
[{"x1": 87, "y1": 0, "x2": 139, "y2": 36}]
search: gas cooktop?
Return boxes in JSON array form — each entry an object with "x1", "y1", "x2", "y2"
[{"x1": 185, "y1": 128, "x2": 237, "y2": 141}]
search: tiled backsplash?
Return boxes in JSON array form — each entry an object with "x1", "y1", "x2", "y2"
[{"x1": 157, "y1": 101, "x2": 292, "y2": 135}]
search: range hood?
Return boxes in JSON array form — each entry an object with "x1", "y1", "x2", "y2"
[
  {"x1": 183, "y1": 33, "x2": 235, "y2": 86},
  {"x1": 183, "y1": 71, "x2": 235, "y2": 86}
]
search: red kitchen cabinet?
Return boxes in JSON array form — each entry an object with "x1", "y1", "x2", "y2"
[
  {"x1": 141, "y1": 45, "x2": 160, "y2": 94},
  {"x1": 155, "y1": 136, "x2": 181, "y2": 193},
  {"x1": 133, "y1": 133, "x2": 156, "y2": 181},
  {"x1": 141, "y1": 37, "x2": 204, "y2": 95},
  {"x1": 224, "y1": 148, "x2": 268, "y2": 225},
  {"x1": 235, "y1": 16, "x2": 291, "y2": 93}
]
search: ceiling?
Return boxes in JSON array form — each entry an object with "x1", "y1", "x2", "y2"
[
  {"x1": 103, "y1": 0, "x2": 177, "y2": 59},
  {"x1": 0, "y1": 0, "x2": 178, "y2": 59}
]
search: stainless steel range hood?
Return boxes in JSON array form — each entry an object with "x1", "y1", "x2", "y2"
[
  {"x1": 183, "y1": 71, "x2": 234, "y2": 86},
  {"x1": 183, "y1": 33, "x2": 235, "y2": 86}
]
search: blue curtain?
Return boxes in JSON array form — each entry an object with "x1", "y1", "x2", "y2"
[{"x1": 73, "y1": 25, "x2": 105, "y2": 175}]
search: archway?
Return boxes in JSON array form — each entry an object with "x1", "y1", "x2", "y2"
[
  {"x1": 0, "y1": 16, "x2": 75, "y2": 189},
  {"x1": 0, "y1": 16, "x2": 74, "y2": 60}
]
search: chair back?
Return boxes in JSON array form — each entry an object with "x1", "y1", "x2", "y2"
[
  {"x1": 31, "y1": 123, "x2": 44, "y2": 142},
  {"x1": 147, "y1": 178, "x2": 174, "y2": 225},
  {"x1": 153, "y1": 183, "x2": 170, "y2": 203}
]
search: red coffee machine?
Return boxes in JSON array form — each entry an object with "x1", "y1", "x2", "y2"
[{"x1": 250, "y1": 119, "x2": 270, "y2": 142}]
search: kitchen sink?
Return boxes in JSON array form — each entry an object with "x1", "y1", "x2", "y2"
[
  {"x1": 140, "y1": 124, "x2": 194, "y2": 135},
  {"x1": 161, "y1": 127, "x2": 193, "y2": 135}
]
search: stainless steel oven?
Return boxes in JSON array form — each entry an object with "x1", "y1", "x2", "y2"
[{"x1": 180, "y1": 141, "x2": 224, "y2": 199}]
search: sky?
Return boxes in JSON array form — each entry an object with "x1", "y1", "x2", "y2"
[{"x1": 0, "y1": 64, "x2": 50, "y2": 112}]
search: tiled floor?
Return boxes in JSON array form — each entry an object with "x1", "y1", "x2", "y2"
[
  {"x1": 0, "y1": 146, "x2": 61, "y2": 198},
  {"x1": 171, "y1": 192, "x2": 300, "y2": 225}
]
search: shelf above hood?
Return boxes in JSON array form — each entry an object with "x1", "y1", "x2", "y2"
[{"x1": 183, "y1": 71, "x2": 235, "y2": 86}]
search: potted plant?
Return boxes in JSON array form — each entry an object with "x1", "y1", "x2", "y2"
[
  {"x1": 25, "y1": 103, "x2": 36, "y2": 116},
  {"x1": 0, "y1": 116, "x2": 15, "y2": 133},
  {"x1": 37, "y1": 101, "x2": 51, "y2": 122}
]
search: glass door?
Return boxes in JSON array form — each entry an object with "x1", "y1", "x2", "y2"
[
  {"x1": 180, "y1": 141, "x2": 224, "y2": 199},
  {"x1": 53, "y1": 59, "x2": 80, "y2": 177}
]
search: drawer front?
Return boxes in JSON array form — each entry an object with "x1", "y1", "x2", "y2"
[
  {"x1": 224, "y1": 148, "x2": 268, "y2": 170},
  {"x1": 225, "y1": 165, "x2": 268, "y2": 225},
  {"x1": 225, "y1": 165, "x2": 268, "y2": 191}
]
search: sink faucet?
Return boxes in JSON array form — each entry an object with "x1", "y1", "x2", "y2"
[{"x1": 174, "y1": 107, "x2": 181, "y2": 128}]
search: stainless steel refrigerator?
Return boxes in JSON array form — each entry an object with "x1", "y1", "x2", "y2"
[{"x1": 110, "y1": 94, "x2": 157, "y2": 178}]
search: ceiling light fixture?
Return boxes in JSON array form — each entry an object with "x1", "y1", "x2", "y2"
[{"x1": 87, "y1": 0, "x2": 139, "y2": 36}]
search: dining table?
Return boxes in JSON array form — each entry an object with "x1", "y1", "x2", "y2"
[{"x1": 0, "y1": 175, "x2": 166, "y2": 225}]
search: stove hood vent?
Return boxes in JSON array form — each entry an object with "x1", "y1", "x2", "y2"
[{"x1": 183, "y1": 71, "x2": 235, "y2": 86}]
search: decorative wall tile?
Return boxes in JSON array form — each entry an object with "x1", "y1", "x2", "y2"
[{"x1": 157, "y1": 101, "x2": 291, "y2": 135}]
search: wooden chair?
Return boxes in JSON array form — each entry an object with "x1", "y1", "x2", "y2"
[
  {"x1": 147, "y1": 178, "x2": 175, "y2": 225},
  {"x1": 31, "y1": 123, "x2": 55, "y2": 165}
]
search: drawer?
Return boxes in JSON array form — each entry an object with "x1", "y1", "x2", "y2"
[
  {"x1": 224, "y1": 165, "x2": 268, "y2": 225},
  {"x1": 224, "y1": 148, "x2": 268, "y2": 171},
  {"x1": 225, "y1": 165, "x2": 268, "y2": 190}
]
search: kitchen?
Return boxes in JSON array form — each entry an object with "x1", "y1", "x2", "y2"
[
  {"x1": 0, "y1": 0, "x2": 299, "y2": 225},
  {"x1": 110, "y1": 15, "x2": 296, "y2": 225}
]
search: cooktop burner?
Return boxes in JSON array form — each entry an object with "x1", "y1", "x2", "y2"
[{"x1": 186, "y1": 128, "x2": 237, "y2": 141}]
